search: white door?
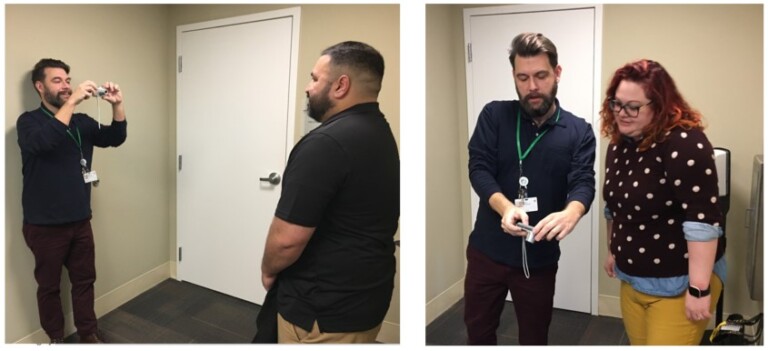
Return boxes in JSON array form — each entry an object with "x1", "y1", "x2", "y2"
[
  {"x1": 464, "y1": 4, "x2": 602, "y2": 314},
  {"x1": 177, "y1": 8, "x2": 300, "y2": 304}
]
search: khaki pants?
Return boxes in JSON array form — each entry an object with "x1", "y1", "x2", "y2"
[
  {"x1": 620, "y1": 275, "x2": 723, "y2": 345},
  {"x1": 277, "y1": 313, "x2": 381, "y2": 343}
]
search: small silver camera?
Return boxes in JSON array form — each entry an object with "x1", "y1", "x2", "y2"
[
  {"x1": 516, "y1": 222, "x2": 535, "y2": 244},
  {"x1": 96, "y1": 87, "x2": 107, "y2": 97}
]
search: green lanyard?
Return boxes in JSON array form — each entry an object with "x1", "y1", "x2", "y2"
[
  {"x1": 516, "y1": 107, "x2": 560, "y2": 198},
  {"x1": 40, "y1": 106, "x2": 84, "y2": 159},
  {"x1": 516, "y1": 107, "x2": 561, "y2": 162}
]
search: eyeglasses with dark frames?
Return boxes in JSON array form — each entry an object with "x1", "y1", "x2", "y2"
[{"x1": 608, "y1": 99, "x2": 652, "y2": 118}]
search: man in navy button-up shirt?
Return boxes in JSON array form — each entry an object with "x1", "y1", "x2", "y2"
[
  {"x1": 464, "y1": 33, "x2": 596, "y2": 345},
  {"x1": 17, "y1": 58, "x2": 127, "y2": 344}
]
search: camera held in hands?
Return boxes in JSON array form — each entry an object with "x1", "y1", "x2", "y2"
[
  {"x1": 95, "y1": 87, "x2": 107, "y2": 97},
  {"x1": 516, "y1": 222, "x2": 535, "y2": 244}
]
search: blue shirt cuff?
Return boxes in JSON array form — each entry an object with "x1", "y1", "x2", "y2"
[
  {"x1": 683, "y1": 221, "x2": 723, "y2": 242},
  {"x1": 603, "y1": 206, "x2": 613, "y2": 220}
]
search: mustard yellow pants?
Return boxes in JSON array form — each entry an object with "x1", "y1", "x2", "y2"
[
  {"x1": 277, "y1": 313, "x2": 382, "y2": 343},
  {"x1": 620, "y1": 275, "x2": 723, "y2": 345}
]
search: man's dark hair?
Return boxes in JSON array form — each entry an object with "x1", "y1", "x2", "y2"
[
  {"x1": 31, "y1": 58, "x2": 70, "y2": 85},
  {"x1": 321, "y1": 41, "x2": 385, "y2": 95},
  {"x1": 508, "y1": 33, "x2": 558, "y2": 70}
]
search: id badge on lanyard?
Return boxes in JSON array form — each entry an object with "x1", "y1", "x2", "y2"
[
  {"x1": 513, "y1": 107, "x2": 560, "y2": 213},
  {"x1": 514, "y1": 160, "x2": 538, "y2": 212}
]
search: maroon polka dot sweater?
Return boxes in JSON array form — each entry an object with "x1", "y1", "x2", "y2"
[{"x1": 603, "y1": 127, "x2": 725, "y2": 278}]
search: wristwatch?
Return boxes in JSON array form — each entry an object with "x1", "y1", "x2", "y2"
[{"x1": 688, "y1": 285, "x2": 711, "y2": 298}]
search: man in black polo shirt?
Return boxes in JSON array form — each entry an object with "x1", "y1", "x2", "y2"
[
  {"x1": 17, "y1": 58, "x2": 127, "y2": 343},
  {"x1": 261, "y1": 41, "x2": 399, "y2": 343},
  {"x1": 465, "y1": 33, "x2": 596, "y2": 345}
]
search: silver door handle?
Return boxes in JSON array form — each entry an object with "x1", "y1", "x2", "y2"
[{"x1": 259, "y1": 172, "x2": 281, "y2": 185}]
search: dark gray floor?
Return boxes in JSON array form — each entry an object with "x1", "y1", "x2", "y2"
[
  {"x1": 64, "y1": 279, "x2": 260, "y2": 343},
  {"x1": 427, "y1": 298, "x2": 630, "y2": 345}
]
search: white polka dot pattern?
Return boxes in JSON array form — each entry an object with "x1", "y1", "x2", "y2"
[{"x1": 602, "y1": 128, "x2": 722, "y2": 278}]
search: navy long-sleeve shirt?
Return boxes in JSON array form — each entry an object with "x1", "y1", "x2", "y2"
[
  {"x1": 17, "y1": 104, "x2": 127, "y2": 225},
  {"x1": 468, "y1": 100, "x2": 595, "y2": 268}
]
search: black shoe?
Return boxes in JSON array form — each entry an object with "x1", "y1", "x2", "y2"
[{"x1": 79, "y1": 332, "x2": 106, "y2": 343}]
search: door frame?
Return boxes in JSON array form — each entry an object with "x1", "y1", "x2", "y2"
[
  {"x1": 175, "y1": 7, "x2": 301, "y2": 287},
  {"x1": 463, "y1": 4, "x2": 603, "y2": 315}
]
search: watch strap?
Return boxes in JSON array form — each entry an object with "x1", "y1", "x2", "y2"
[{"x1": 688, "y1": 285, "x2": 711, "y2": 298}]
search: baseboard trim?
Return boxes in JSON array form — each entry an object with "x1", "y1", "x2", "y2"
[
  {"x1": 14, "y1": 261, "x2": 171, "y2": 344},
  {"x1": 376, "y1": 320, "x2": 399, "y2": 343},
  {"x1": 426, "y1": 278, "x2": 464, "y2": 325},
  {"x1": 170, "y1": 259, "x2": 177, "y2": 280},
  {"x1": 598, "y1": 294, "x2": 622, "y2": 318}
]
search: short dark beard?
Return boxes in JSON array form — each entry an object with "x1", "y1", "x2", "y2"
[
  {"x1": 43, "y1": 87, "x2": 68, "y2": 109},
  {"x1": 306, "y1": 83, "x2": 333, "y2": 122},
  {"x1": 517, "y1": 81, "x2": 558, "y2": 118}
]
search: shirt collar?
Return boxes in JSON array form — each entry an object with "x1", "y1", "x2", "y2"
[
  {"x1": 39, "y1": 103, "x2": 55, "y2": 117},
  {"x1": 322, "y1": 102, "x2": 381, "y2": 125},
  {"x1": 519, "y1": 99, "x2": 561, "y2": 128}
]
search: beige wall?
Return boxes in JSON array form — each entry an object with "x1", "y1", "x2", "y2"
[
  {"x1": 7, "y1": 4, "x2": 400, "y2": 343},
  {"x1": 425, "y1": 5, "x2": 471, "y2": 309},
  {"x1": 426, "y1": 3, "x2": 763, "y2": 322},
  {"x1": 6, "y1": 5, "x2": 172, "y2": 342}
]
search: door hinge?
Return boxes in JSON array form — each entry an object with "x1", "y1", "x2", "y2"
[
  {"x1": 178, "y1": 155, "x2": 182, "y2": 171},
  {"x1": 178, "y1": 55, "x2": 182, "y2": 73},
  {"x1": 467, "y1": 43, "x2": 472, "y2": 63},
  {"x1": 178, "y1": 247, "x2": 182, "y2": 262}
]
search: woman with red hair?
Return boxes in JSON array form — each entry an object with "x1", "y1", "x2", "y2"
[{"x1": 600, "y1": 59, "x2": 725, "y2": 345}]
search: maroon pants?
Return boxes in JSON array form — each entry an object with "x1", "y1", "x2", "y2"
[
  {"x1": 463, "y1": 245, "x2": 557, "y2": 345},
  {"x1": 22, "y1": 219, "x2": 97, "y2": 339}
]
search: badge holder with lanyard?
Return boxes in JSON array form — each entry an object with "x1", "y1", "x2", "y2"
[
  {"x1": 41, "y1": 108, "x2": 100, "y2": 187},
  {"x1": 515, "y1": 107, "x2": 560, "y2": 279}
]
